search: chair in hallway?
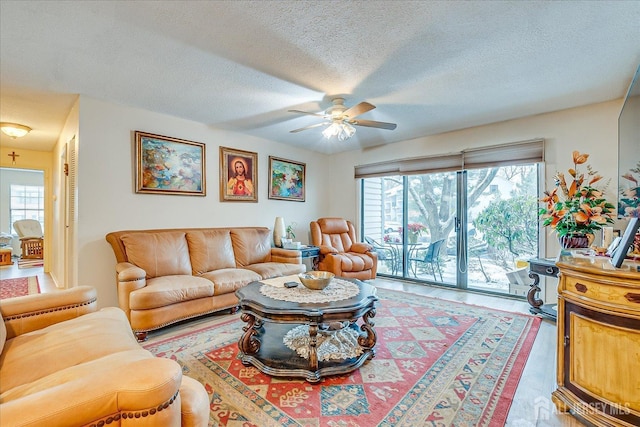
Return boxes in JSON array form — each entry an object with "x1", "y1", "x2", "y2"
[
  {"x1": 13, "y1": 219, "x2": 44, "y2": 259},
  {"x1": 365, "y1": 236, "x2": 397, "y2": 275},
  {"x1": 408, "y1": 239, "x2": 445, "y2": 281}
]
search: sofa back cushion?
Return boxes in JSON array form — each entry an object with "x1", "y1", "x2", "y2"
[
  {"x1": 121, "y1": 231, "x2": 192, "y2": 279},
  {"x1": 230, "y1": 228, "x2": 271, "y2": 267},
  {"x1": 186, "y1": 230, "x2": 236, "y2": 275}
]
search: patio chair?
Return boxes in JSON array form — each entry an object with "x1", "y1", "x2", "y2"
[
  {"x1": 365, "y1": 236, "x2": 398, "y2": 274},
  {"x1": 408, "y1": 239, "x2": 445, "y2": 281}
]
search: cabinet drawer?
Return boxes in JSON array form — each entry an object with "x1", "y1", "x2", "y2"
[{"x1": 563, "y1": 275, "x2": 640, "y2": 312}]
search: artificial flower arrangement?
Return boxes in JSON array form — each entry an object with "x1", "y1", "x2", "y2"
[{"x1": 539, "y1": 151, "x2": 616, "y2": 240}]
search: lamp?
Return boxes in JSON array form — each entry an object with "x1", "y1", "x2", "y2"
[
  {"x1": 322, "y1": 120, "x2": 356, "y2": 141},
  {"x1": 0, "y1": 122, "x2": 31, "y2": 138}
]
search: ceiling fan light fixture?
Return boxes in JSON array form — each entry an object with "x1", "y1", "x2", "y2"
[
  {"x1": 322, "y1": 121, "x2": 356, "y2": 141},
  {"x1": 0, "y1": 122, "x2": 32, "y2": 138}
]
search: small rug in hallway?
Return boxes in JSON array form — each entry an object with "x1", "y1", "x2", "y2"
[
  {"x1": 143, "y1": 288, "x2": 540, "y2": 427},
  {"x1": 18, "y1": 258, "x2": 44, "y2": 269},
  {"x1": 0, "y1": 276, "x2": 40, "y2": 299}
]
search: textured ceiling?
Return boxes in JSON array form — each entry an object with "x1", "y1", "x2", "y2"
[{"x1": 1, "y1": 1, "x2": 639, "y2": 154}]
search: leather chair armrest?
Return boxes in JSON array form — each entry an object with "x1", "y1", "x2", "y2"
[
  {"x1": 0, "y1": 286, "x2": 97, "y2": 339},
  {"x1": 350, "y1": 242, "x2": 373, "y2": 254},
  {"x1": 180, "y1": 375, "x2": 210, "y2": 426},
  {"x1": 0, "y1": 356, "x2": 187, "y2": 427},
  {"x1": 319, "y1": 245, "x2": 338, "y2": 255},
  {"x1": 270, "y1": 248, "x2": 302, "y2": 264},
  {"x1": 115, "y1": 262, "x2": 147, "y2": 320}
]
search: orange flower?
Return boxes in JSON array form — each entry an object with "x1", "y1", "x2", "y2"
[{"x1": 572, "y1": 151, "x2": 589, "y2": 165}]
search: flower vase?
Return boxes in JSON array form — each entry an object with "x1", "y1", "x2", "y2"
[
  {"x1": 273, "y1": 217, "x2": 285, "y2": 248},
  {"x1": 408, "y1": 233, "x2": 418, "y2": 244},
  {"x1": 559, "y1": 233, "x2": 590, "y2": 249}
]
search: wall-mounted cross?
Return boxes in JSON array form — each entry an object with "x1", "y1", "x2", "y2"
[{"x1": 8, "y1": 151, "x2": 20, "y2": 164}]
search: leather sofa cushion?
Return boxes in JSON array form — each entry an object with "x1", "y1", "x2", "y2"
[
  {"x1": 244, "y1": 262, "x2": 306, "y2": 280},
  {"x1": 121, "y1": 231, "x2": 192, "y2": 279},
  {"x1": 186, "y1": 230, "x2": 236, "y2": 274},
  {"x1": 0, "y1": 307, "x2": 141, "y2": 394},
  {"x1": 129, "y1": 275, "x2": 214, "y2": 310},
  {"x1": 230, "y1": 228, "x2": 271, "y2": 267},
  {"x1": 0, "y1": 315, "x2": 5, "y2": 355},
  {"x1": 334, "y1": 252, "x2": 374, "y2": 272},
  {"x1": 199, "y1": 269, "x2": 261, "y2": 295}
]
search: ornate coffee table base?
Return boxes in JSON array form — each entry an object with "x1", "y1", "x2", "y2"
[{"x1": 236, "y1": 279, "x2": 378, "y2": 383}]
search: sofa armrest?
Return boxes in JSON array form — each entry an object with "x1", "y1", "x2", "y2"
[
  {"x1": 350, "y1": 242, "x2": 373, "y2": 254},
  {"x1": 116, "y1": 262, "x2": 147, "y2": 320},
  {"x1": 0, "y1": 285, "x2": 97, "y2": 339},
  {"x1": 270, "y1": 247, "x2": 302, "y2": 264},
  {"x1": 0, "y1": 355, "x2": 190, "y2": 427}
]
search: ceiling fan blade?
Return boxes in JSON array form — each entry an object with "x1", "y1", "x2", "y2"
[
  {"x1": 288, "y1": 109, "x2": 326, "y2": 118},
  {"x1": 350, "y1": 119, "x2": 397, "y2": 130},
  {"x1": 342, "y1": 102, "x2": 375, "y2": 119},
  {"x1": 290, "y1": 122, "x2": 328, "y2": 133}
]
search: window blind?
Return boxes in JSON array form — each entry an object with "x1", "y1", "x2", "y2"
[{"x1": 354, "y1": 138, "x2": 544, "y2": 178}]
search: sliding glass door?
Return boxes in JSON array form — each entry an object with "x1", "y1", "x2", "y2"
[{"x1": 361, "y1": 163, "x2": 540, "y2": 297}]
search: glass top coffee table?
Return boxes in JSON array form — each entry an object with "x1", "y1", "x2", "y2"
[{"x1": 235, "y1": 277, "x2": 378, "y2": 383}]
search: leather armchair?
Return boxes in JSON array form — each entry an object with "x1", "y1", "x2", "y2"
[
  {"x1": 310, "y1": 217, "x2": 377, "y2": 280},
  {"x1": 0, "y1": 286, "x2": 209, "y2": 426}
]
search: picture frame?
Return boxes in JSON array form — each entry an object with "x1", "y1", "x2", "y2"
[
  {"x1": 220, "y1": 146, "x2": 258, "y2": 202},
  {"x1": 135, "y1": 131, "x2": 205, "y2": 196},
  {"x1": 268, "y1": 156, "x2": 306, "y2": 202},
  {"x1": 611, "y1": 218, "x2": 640, "y2": 268}
]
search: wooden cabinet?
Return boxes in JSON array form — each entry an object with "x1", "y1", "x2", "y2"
[{"x1": 553, "y1": 256, "x2": 640, "y2": 426}]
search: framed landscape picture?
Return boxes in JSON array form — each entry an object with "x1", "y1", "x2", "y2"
[
  {"x1": 268, "y1": 156, "x2": 305, "y2": 202},
  {"x1": 135, "y1": 131, "x2": 205, "y2": 196},
  {"x1": 220, "y1": 146, "x2": 258, "y2": 202}
]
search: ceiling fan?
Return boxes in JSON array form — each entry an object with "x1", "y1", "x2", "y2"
[{"x1": 288, "y1": 98, "x2": 397, "y2": 141}]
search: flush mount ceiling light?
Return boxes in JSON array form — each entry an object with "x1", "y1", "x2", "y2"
[{"x1": 0, "y1": 122, "x2": 32, "y2": 138}]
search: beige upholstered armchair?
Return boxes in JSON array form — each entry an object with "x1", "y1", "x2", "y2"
[
  {"x1": 310, "y1": 217, "x2": 377, "y2": 280},
  {"x1": 13, "y1": 219, "x2": 43, "y2": 259},
  {"x1": 0, "y1": 286, "x2": 209, "y2": 426}
]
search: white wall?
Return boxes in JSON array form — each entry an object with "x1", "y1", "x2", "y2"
[
  {"x1": 329, "y1": 99, "x2": 625, "y2": 258},
  {"x1": 75, "y1": 96, "x2": 331, "y2": 308},
  {"x1": 73, "y1": 96, "x2": 627, "y2": 309}
]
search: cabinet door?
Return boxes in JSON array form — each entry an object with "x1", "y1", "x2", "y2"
[{"x1": 563, "y1": 301, "x2": 640, "y2": 425}]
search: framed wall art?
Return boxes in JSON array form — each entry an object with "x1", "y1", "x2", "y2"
[
  {"x1": 220, "y1": 146, "x2": 258, "y2": 202},
  {"x1": 268, "y1": 156, "x2": 306, "y2": 202},
  {"x1": 135, "y1": 131, "x2": 205, "y2": 196}
]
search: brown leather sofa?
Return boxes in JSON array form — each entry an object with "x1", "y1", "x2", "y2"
[
  {"x1": 0, "y1": 286, "x2": 209, "y2": 427},
  {"x1": 106, "y1": 227, "x2": 306, "y2": 340},
  {"x1": 310, "y1": 218, "x2": 378, "y2": 280}
]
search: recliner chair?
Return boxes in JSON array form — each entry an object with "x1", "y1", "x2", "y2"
[{"x1": 310, "y1": 217, "x2": 377, "y2": 280}]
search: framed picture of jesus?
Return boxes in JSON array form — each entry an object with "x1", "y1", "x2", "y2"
[{"x1": 220, "y1": 146, "x2": 258, "y2": 202}]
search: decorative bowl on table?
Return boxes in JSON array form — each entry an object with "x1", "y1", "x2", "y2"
[{"x1": 298, "y1": 271, "x2": 335, "y2": 290}]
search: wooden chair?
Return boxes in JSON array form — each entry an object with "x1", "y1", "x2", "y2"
[{"x1": 13, "y1": 219, "x2": 44, "y2": 259}]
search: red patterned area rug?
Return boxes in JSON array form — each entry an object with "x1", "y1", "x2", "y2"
[
  {"x1": 143, "y1": 288, "x2": 540, "y2": 427},
  {"x1": 0, "y1": 276, "x2": 40, "y2": 299}
]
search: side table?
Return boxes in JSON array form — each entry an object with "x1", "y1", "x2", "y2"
[
  {"x1": 283, "y1": 245, "x2": 320, "y2": 271},
  {"x1": 0, "y1": 247, "x2": 13, "y2": 266},
  {"x1": 527, "y1": 257, "x2": 558, "y2": 321}
]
